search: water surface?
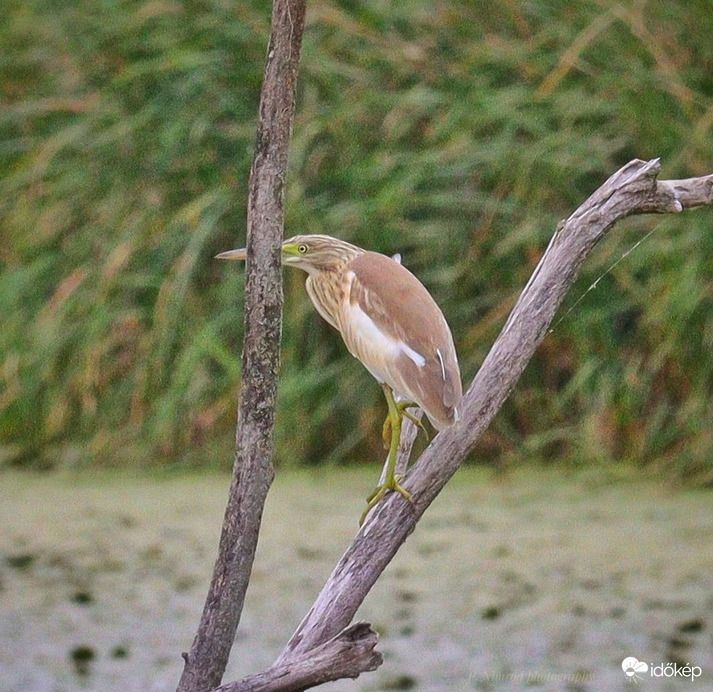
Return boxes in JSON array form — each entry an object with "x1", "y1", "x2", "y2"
[{"x1": 1, "y1": 468, "x2": 711, "y2": 691}]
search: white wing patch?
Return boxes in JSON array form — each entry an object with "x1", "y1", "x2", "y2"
[
  {"x1": 402, "y1": 342, "x2": 426, "y2": 367},
  {"x1": 342, "y1": 299, "x2": 425, "y2": 382}
]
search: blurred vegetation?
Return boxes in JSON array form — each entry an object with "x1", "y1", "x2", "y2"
[{"x1": 1, "y1": 0, "x2": 713, "y2": 480}]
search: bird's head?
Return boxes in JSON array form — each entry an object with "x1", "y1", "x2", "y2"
[{"x1": 216, "y1": 234, "x2": 363, "y2": 275}]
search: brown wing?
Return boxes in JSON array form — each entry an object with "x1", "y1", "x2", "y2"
[{"x1": 347, "y1": 252, "x2": 462, "y2": 428}]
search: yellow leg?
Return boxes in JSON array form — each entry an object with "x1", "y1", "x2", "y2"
[
  {"x1": 360, "y1": 385, "x2": 413, "y2": 525},
  {"x1": 381, "y1": 415, "x2": 392, "y2": 449},
  {"x1": 382, "y1": 402, "x2": 428, "y2": 447},
  {"x1": 399, "y1": 403, "x2": 430, "y2": 441}
]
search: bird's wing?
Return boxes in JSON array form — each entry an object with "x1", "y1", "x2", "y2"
[{"x1": 346, "y1": 252, "x2": 462, "y2": 427}]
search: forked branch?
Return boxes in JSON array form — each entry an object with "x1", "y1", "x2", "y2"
[{"x1": 173, "y1": 0, "x2": 711, "y2": 690}]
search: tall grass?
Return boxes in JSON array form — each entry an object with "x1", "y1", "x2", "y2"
[{"x1": 2, "y1": 0, "x2": 713, "y2": 480}]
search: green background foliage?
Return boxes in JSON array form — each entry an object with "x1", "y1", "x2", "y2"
[{"x1": 2, "y1": 0, "x2": 712, "y2": 478}]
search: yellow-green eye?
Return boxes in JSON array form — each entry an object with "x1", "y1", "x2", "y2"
[{"x1": 298, "y1": 244, "x2": 308, "y2": 254}]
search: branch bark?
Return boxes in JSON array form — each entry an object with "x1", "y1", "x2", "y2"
[
  {"x1": 215, "y1": 623, "x2": 382, "y2": 692},
  {"x1": 266, "y1": 160, "x2": 713, "y2": 667},
  {"x1": 194, "y1": 159, "x2": 712, "y2": 691},
  {"x1": 176, "y1": 2, "x2": 306, "y2": 691}
]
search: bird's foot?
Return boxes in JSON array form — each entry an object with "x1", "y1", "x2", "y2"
[{"x1": 359, "y1": 474, "x2": 412, "y2": 526}]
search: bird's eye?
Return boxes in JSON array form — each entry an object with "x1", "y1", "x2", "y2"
[{"x1": 298, "y1": 244, "x2": 308, "y2": 254}]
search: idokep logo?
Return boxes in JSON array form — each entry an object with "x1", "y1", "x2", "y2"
[
  {"x1": 622, "y1": 657, "x2": 648, "y2": 682},
  {"x1": 622, "y1": 657, "x2": 703, "y2": 683}
]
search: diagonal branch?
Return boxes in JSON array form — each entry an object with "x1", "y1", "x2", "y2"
[
  {"x1": 176, "y1": 2, "x2": 306, "y2": 691},
  {"x1": 209, "y1": 160, "x2": 713, "y2": 692},
  {"x1": 268, "y1": 159, "x2": 713, "y2": 667}
]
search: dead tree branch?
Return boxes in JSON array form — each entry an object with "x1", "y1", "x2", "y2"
[
  {"x1": 258, "y1": 160, "x2": 712, "y2": 674},
  {"x1": 176, "y1": 2, "x2": 306, "y2": 691},
  {"x1": 215, "y1": 623, "x2": 382, "y2": 692},
  {"x1": 206, "y1": 161, "x2": 712, "y2": 691},
  {"x1": 199, "y1": 159, "x2": 712, "y2": 692}
]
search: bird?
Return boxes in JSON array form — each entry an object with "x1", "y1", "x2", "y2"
[{"x1": 217, "y1": 234, "x2": 462, "y2": 523}]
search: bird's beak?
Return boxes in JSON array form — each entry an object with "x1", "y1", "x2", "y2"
[
  {"x1": 215, "y1": 248, "x2": 247, "y2": 261},
  {"x1": 281, "y1": 243, "x2": 301, "y2": 262}
]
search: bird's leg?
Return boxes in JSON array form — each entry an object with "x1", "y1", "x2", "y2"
[
  {"x1": 381, "y1": 415, "x2": 392, "y2": 449},
  {"x1": 360, "y1": 385, "x2": 413, "y2": 525},
  {"x1": 397, "y1": 402, "x2": 430, "y2": 441},
  {"x1": 382, "y1": 402, "x2": 428, "y2": 448}
]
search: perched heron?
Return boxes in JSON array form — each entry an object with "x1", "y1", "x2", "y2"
[{"x1": 217, "y1": 234, "x2": 462, "y2": 522}]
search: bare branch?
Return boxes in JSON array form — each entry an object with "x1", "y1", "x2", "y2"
[
  {"x1": 659, "y1": 173, "x2": 713, "y2": 209},
  {"x1": 176, "y1": 2, "x2": 306, "y2": 691},
  {"x1": 202, "y1": 158, "x2": 712, "y2": 692},
  {"x1": 271, "y1": 159, "x2": 713, "y2": 665},
  {"x1": 204, "y1": 418, "x2": 422, "y2": 692},
  {"x1": 215, "y1": 624, "x2": 382, "y2": 692}
]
